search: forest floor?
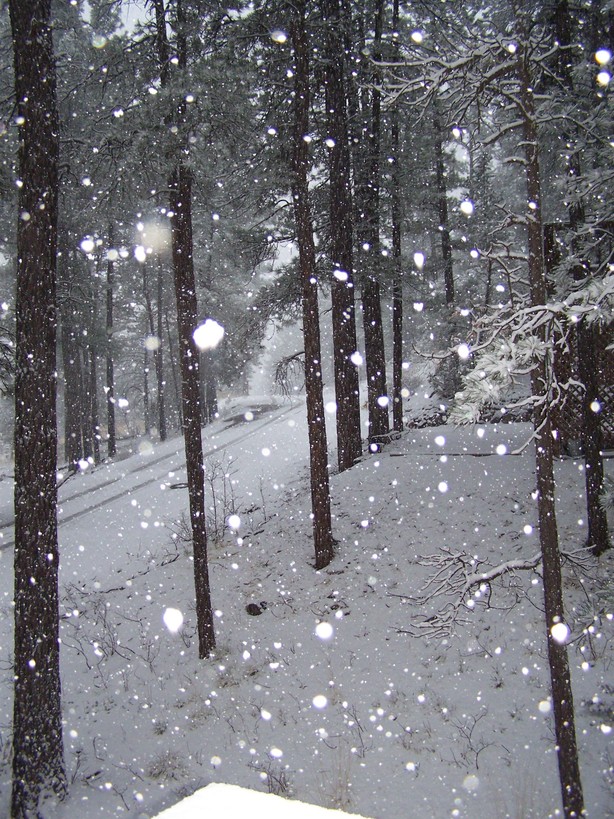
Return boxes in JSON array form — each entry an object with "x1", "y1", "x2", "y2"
[{"x1": 0, "y1": 396, "x2": 612, "y2": 818}]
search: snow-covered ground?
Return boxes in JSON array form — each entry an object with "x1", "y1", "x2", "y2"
[
  {"x1": 155, "y1": 782, "x2": 367, "y2": 818},
  {"x1": 0, "y1": 397, "x2": 612, "y2": 818}
]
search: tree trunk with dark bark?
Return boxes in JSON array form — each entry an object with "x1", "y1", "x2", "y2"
[
  {"x1": 156, "y1": 255, "x2": 167, "y2": 441},
  {"x1": 159, "y1": 0, "x2": 215, "y2": 657},
  {"x1": 554, "y1": 0, "x2": 609, "y2": 556},
  {"x1": 433, "y1": 102, "x2": 460, "y2": 400},
  {"x1": 354, "y1": 0, "x2": 389, "y2": 448},
  {"x1": 170, "y1": 160, "x2": 215, "y2": 657},
  {"x1": 81, "y1": 343, "x2": 94, "y2": 461},
  {"x1": 143, "y1": 344, "x2": 151, "y2": 436},
  {"x1": 518, "y1": 40, "x2": 584, "y2": 819},
  {"x1": 9, "y1": 0, "x2": 67, "y2": 813},
  {"x1": 434, "y1": 104, "x2": 455, "y2": 308},
  {"x1": 165, "y1": 308, "x2": 183, "y2": 430},
  {"x1": 90, "y1": 345, "x2": 100, "y2": 464},
  {"x1": 322, "y1": 0, "x2": 362, "y2": 472},
  {"x1": 143, "y1": 258, "x2": 166, "y2": 438},
  {"x1": 89, "y1": 262, "x2": 100, "y2": 464},
  {"x1": 390, "y1": 0, "x2": 404, "y2": 434},
  {"x1": 60, "y1": 293, "x2": 85, "y2": 470},
  {"x1": 290, "y1": 0, "x2": 335, "y2": 570},
  {"x1": 106, "y1": 228, "x2": 116, "y2": 457}
]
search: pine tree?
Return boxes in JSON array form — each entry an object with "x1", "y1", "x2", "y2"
[
  {"x1": 552, "y1": 0, "x2": 610, "y2": 556},
  {"x1": 321, "y1": 0, "x2": 362, "y2": 472},
  {"x1": 290, "y1": 0, "x2": 335, "y2": 569},
  {"x1": 351, "y1": 0, "x2": 390, "y2": 448},
  {"x1": 152, "y1": 0, "x2": 216, "y2": 658},
  {"x1": 388, "y1": 5, "x2": 589, "y2": 813},
  {"x1": 9, "y1": 0, "x2": 67, "y2": 813}
]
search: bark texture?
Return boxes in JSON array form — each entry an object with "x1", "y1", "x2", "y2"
[
  {"x1": 9, "y1": 0, "x2": 67, "y2": 813},
  {"x1": 322, "y1": 0, "x2": 362, "y2": 472},
  {"x1": 106, "y1": 227, "x2": 117, "y2": 457},
  {"x1": 554, "y1": 0, "x2": 609, "y2": 555},
  {"x1": 355, "y1": 0, "x2": 389, "y2": 447},
  {"x1": 518, "y1": 41, "x2": 584, "y2": 819},
  {"x1": 291, "y1": 0, "x2": 335, "y2": 569},
  {"x1": 390, "y1": 0, "x2": 404, "y2": 434},
  {"x1": 156, "y1": 0, "x2": 215, "y2": 657}
]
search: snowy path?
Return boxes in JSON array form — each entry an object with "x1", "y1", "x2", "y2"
[{"x1": 0, "y1": 400, "x2": 304, "y2": 554}]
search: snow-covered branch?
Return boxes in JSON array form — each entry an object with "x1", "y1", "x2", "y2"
[
  {"x1": 391, "y1": 548, "x2": 543, "y2": 639},
  {"x1": 450, "y1": 272, "x2": 614, "y2": 425}
]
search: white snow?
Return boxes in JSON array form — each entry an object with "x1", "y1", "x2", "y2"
[
  {"x1": 154, "y1": 783, "x2": 367, "y2": 818},
  {"x1": 0, "y1": 398, "x2": 611, "y2": 818}
]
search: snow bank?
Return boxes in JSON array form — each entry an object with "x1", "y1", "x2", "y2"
[{"x1": 154, "y1": 783, "x2": 368, "y2": 818}]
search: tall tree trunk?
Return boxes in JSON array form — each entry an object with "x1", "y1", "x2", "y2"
[
  {"x1": 518, "y1": 40, "x2": 584, "y2": 819},
  {"x1": 201, "y1": 350, "x2": 217, "y2": 424},
  {"x1": 158, "y1": 0, "x2": 215, "y2": 657},
  {"x1": 81, "y1": 344, "x2": 94, "y2": 460},
  {"x1": 170, "y1": 159, "x2": 215, "y2": 657},
  {"x1": 355, "y1": 0, "x2": 389, "y2": 448},
  {"x1": 577, "y1": 321, "x2": 609, "y2": 554},
  {"x1": 290, "y1": 0, "x2": 335, "y2": 570},
  {"x1": 9, "y1": 0, "x2": 67, "y2": 814},
  {"x1": 143, "y1": 259, "x2": 165, "y2": 437},
  {"x1": 89, "y1": 261, "x2": 100, "y2": 464},
  {"x1": 143, "y1": 344, "x2": 151, "y2": 436},
  {"x1": 106, "y1": 227, "x2": 116, "y2": 457},
  {"x1": 165, "y1": 308, "x2": 183, "y2": 429},
  {"x1": 555, "y1": 0, "x2": 609, "y2": 555},
  {"x1": 322, "y1": 0, "x2": 362, "y2": 472},
  {"x1": 90, "y1": 345, "x2": 100, "y2": 464},
  {"x1": 433, "y1": 102, "x2": 460, "y2": 400},
  {"x1": 433, "y1": 104, "x2": 454, "y2": 306},
  {"x1": 156, "y1": 254, "x2": 167, "y2": 441},
  {"x1": 60, "y1": 296, "x2": 84, "y2": 470},
  {"x1": 390, "y1": 0, "x2": 404, "y2": 434}
]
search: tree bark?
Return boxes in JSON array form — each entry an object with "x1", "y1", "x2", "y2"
[
  {"x1": 355, "y1": 0, "x2": 389, "y2": 448},
  {"x1": 90, "y1": 345, "x2": 100, "y2": 464},
  {"x1": 290, "y1": 0, "x2": 335, "y2": 570},
  {"x1": 89, "y1": 261, "x2": 100, "y2": 464},
  {"x1": 390, "y1": 0, "x2": 404, "y2": 434},
  {"x1": 106, "y1": 228, "x2": 116, "y2": 457},
  {"x1": 433, "y1": 104, "x2": 454, "y2": 307},
  {"x1": 156, "y1": 255, "x2": 167, "y2": 441},
  {"x1": 200, "y1": 349, "x2": 218, "y2": 424},
  {"x1": 143, "y1": 344, "x2": 151, "y2": 436},
  {"x1": 170, "y1": 159, "x2": 215, "y2": 657},
  {"x1": 322, "y1": 0, "x2": 362, "y2": 472},
  {"x1": 9, "y1": 0, "x2": 67, "y2": 813},
  {"x1": 143, "y1": 258, "x2": 166, "y2": 438},
  {"x1": 433, "y1": 102, "x2": 461, "y2": 401},
  {"x1": 554, "y1": 0, "x2": 609, "y2": 555},
  {"x1": 60, "y1": 289, "x2": 85, "y2": 470},
  {"x1": 577, "y1": 321, "x2": 609, "y2": 554},
  {"x1": 165, "y1": 308, "x2": 183, "y2": 429},
  {"x1": 518, "y1": 40, "x2": 584, "y2": 819},
  {"x1": 81, "y1": 343, "x2": 94, "y2": 460},
  {"x1": 160, "y1": 0, "x2": 215, "y2": 657}
]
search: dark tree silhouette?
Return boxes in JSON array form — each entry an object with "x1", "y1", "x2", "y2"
[
  {"x1": 154, "y1": 0, "x2": 215, "y2": 658},
  {"x1": 517, "y1": 31, "x2": 584, "y2": 817},
  {"x1": 9, "y1": 0, "x2": 67, "y2": 814},
  {"x1": 290, "y1": 0, "x2": 335, "y2": 570},
  {"x1": 321, "y1": 0, "x2": 362, "y2": 472}
]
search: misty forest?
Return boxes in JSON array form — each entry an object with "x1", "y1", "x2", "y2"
[{"x1": 0, "y1": 1, "x2": 613, "y2": 817}]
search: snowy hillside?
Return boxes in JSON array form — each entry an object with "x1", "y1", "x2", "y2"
[{"x1": 0, "y1": 401, "x2": 612, "y2": 818}]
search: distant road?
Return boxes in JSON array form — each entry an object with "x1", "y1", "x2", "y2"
[{"x1": 0, "y1": 401, "x2": 301, "y2": 552}]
